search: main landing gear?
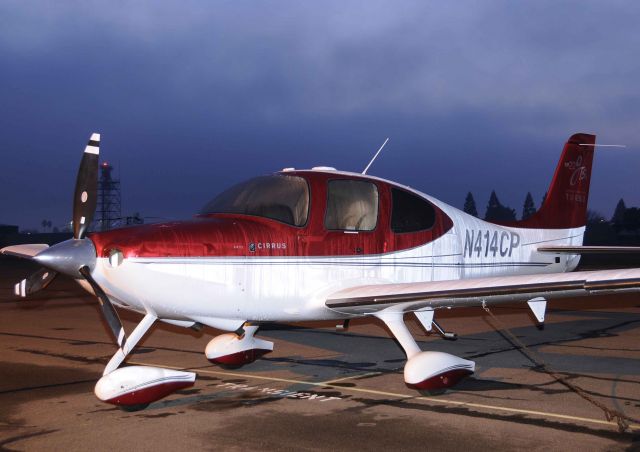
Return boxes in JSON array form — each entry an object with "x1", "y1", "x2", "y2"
[
  {"x1": 375, "y1": 309, "x2": 475, "y2": 391},
  {"x1": 205, "y1": 325, "x2": 274, "y2": 367}
]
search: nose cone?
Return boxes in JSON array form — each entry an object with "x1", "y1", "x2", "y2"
[{"x1": 33, "y1": 238, "x2": 97, "y2": 277}]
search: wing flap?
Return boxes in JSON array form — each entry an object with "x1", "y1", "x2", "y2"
[{"x1": 326, "y1": 268, "x2": 640, "y2": 314}]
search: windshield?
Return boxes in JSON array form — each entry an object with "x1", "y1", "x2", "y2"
[{"x1": 200, "y1": 175, "x2": 310, "y2": 226}]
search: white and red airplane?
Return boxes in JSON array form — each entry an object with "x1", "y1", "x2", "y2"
[{"x1": 4, "y1": 132, "x2": 640, "y2": 409}]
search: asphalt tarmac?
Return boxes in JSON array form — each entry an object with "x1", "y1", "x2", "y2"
[{"x1": 0, "y1": 256, "x2": 639, "y2": 451}]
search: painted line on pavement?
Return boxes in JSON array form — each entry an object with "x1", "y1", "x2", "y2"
[
  {"x1": 320, "y1": 372, "x2": 382, "y2": 385},
  {"x1": 129, "y1": 360, "x2": 639, "y2": 432}
]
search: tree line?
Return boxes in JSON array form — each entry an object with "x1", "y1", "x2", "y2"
[
  {"x1": 463, "y1": 191, "x2": 544, "y2": 222},
  {"x1": 584, "y1": 198, "x2": 640, "y2": 245},
  {"x1": 463, "y1": 192, "x2": 640, "y2": 241}
]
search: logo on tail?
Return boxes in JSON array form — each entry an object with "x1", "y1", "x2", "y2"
[{"x1": 565, "y1": 155, "x2": 588, "y2": 186}]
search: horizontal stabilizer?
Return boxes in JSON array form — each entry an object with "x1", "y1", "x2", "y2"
[
  {"x1": 1, "y1": 244, "x2": 49, "y2": 259},
  {"x1": 538, "y1": 246, "x2": 640, "y2": 254}
]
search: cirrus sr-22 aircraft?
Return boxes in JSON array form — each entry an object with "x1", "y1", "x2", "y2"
[{"x1": 4, "y1": 132, "x2": 640, "y2": 409}]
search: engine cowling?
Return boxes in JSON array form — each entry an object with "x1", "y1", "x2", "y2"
[
  {"x1": 205, "y1": 326, "x2": 273, "y2": 367},
  {"x1": 95, "y1": 365, "x2": 196, "y2": 406},
  {"x1": 404, "y1": 351, "x2": 475, "y2": 391}
]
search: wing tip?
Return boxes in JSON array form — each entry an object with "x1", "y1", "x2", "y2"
[{"x1": 1, "y1": 244, "x2": 50, "y2": 259}]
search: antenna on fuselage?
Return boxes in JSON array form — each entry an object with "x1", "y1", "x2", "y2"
[{"x1": 362, "y1": 137, "x2": 389, "y2": 175}]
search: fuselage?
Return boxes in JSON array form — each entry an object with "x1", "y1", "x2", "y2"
[{"x1": 86, "y1": 169, "x2": 583, "y2": 329}]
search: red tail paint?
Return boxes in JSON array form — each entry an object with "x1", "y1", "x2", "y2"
[{"x1": 503, "y1": 133, "x2": 596, "y2": 229}]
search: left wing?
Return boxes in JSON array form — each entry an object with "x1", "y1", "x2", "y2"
[
  {"x1": 325, "y1": 268, "x2": 640, "y2": 315},
  {"x1": 1, "y1": 244, "x2": 49, "y2": 259},
  {"x1": 538, "y1": 245, "x2": 640, "y2": 254}
]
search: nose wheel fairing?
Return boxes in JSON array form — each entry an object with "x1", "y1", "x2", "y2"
[
  {"x1": 95, "y1": 366, "x2": 196, "y2": 407},
  {"x1": 94, "y1": 313, "x2": 197, "y2": 408}
]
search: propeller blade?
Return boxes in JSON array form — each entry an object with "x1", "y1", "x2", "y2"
[
  {"x1": 14, "y1": 268, "x2": 58, "y2": 298},
  {"x1": 79, "y1": 266, "x2": 127, "y2": 348},
  {"x1": 72, "y1": 133, "x2": 100, "y2": 239}
]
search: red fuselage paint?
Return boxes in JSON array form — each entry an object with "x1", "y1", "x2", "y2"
[{"x1": 90, "y1": 171, "x2": 453, "y2": 259}]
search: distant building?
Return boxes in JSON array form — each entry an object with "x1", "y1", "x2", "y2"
[
  {"x1": 125, "y1": 214, "x2": 144, "y2": 226},
  {"x1": 0, "y1": 224, "x2": 72, "y2": 248},
  {"x1": 0, "y1": 224, "x2": 19, "y2": 235}
]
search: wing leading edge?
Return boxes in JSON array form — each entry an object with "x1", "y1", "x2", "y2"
[
  {"x1": 538, "y1": 246, "x2": 640, "y2": 254},
  {"x1": 1, "y1": 244, "x2": 49, "y2": 259},
  {"x1": 325, "y1": 268, "x2": 640, "y2": 315}
]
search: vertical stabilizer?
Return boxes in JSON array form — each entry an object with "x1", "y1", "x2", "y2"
[{"x1": 506, "y1": 133, "x2": 596, "y2": 229}]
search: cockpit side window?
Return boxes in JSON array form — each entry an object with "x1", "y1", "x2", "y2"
[
  {"x1": 391, "y1": 188, "x2": 436, "y2": 233},
  {"x1": 200, "y1": 175, "x2": 309, "y2": 226},
  {"x1": 325, "y1": 180, "x2": 378, "y2": 231}
]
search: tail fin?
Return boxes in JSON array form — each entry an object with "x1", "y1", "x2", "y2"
[{"x1": 512, "y1": 133, "x2": 596, "y2": 229}]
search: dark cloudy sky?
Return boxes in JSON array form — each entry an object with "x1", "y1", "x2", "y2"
[{"x1": 1, "y1": 1, "x2": 639, "y2": 230}]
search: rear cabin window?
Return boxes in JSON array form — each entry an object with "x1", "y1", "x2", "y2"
[
  {"x1": 391, "y1": 188, "x2": 436, "y2": 233},
  {"x1": 325, "y1": 180, "x2": 378, "y2": 231},
  {"x1": 200, "y1": 175, "x2": 310, "y2": 226}
]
